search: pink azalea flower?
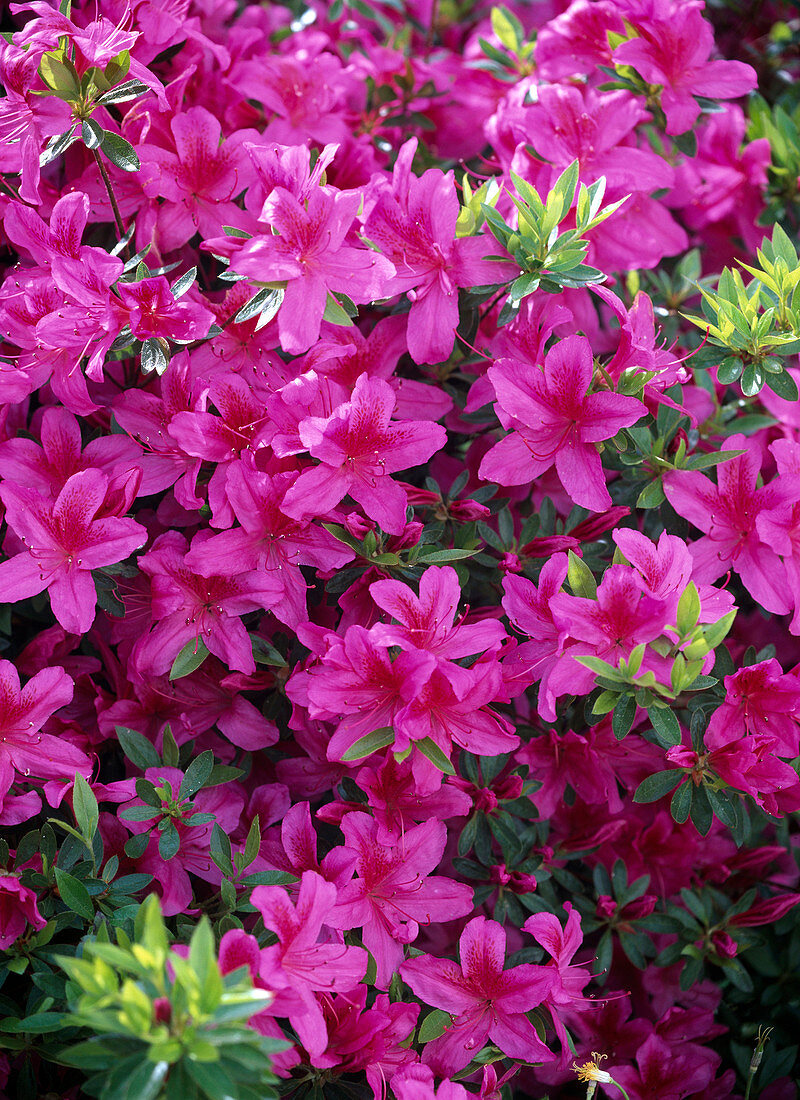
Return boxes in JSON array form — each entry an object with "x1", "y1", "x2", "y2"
[
  {"x1": 112, "y1": 351, "x2": 205, "y2": 510},
  {"x1": 0, "y1": 659, "x2": 87, "y2": 805},
  {"x1": 251, "y1": 871, "x2": 368, "y2": 1058},
  {"x1": 330, "y1": 811, "x2": 473, "y2": 987},
  {"x1": 281, "y1": 374, "x2": 447, "y2": 536},
  {"x1": 135, "y1": 530, "x2": 283, "y2": 676},
  {"x1": 479, "y1": 335, "x2": 645, "y2": 511},
  {"x1": 0, "y1": 470, "x2": 147, "y2": 634},
  {"x1": 393, "y1": 1064, "x2": 468, "y2": 1100},
  {"x1": 705, "y1": 659, "x2": 800, "y2": 757},
  {"x1": 365, "y1": 138, "x2": 516, "y2": 364},
  {"x1": 350, "y1": 754, "x2": 471, "y2": 843},
  {"x1": 138, "y1": 106, "x2": 253, "y2": 250},
  {"x1": 613, "y1": 6, "x2": 756, "y2": 135},
  {"x1": 400, "y1": 916, "x2": 554, "y2": 1075},
  {"x1": 315, "y1": 988, "x2": 419, "y2": 1100},
  {"x1": 183, "y1": 460, "x2": 353, "y2": 626},
  {"x1": 116, "y1": 276, "x2": 214, "y2": 343},
  {"x1": 0, "y1": 405, "x2": 143, "y2": 498},
  {"x1": 663, "y1": 434, "x2": 792, "y2": 616},
  {"x1": 369, "y1": 566, "x2": 506, "y2": 695},
  {"x1": 221, "y1": 185, "x2": 394, "y2": 355},
  {"x1": 612, "y1": 1031, "x2": 720, "y2": 1099},
  {"x1": 260, "y1": 801, "x2": 356, "y2": 890},
  {"x1": 0, "y1": 44, "x2": 71, "y2": 203},
  {"x1": 304, "y1": 624, "x2": 435, "y2": 762},
  {"x1": 395, "y1": 662, "x2": 520, "y2": 791},
  {"x1": 546, "y1": 565, "x2": 671, "y2": 702},
  {"x1": 0, "y1": 873, "x2": 47, "y2": 949},
  {"x1": 523, "y1": 904, "x2": 591, "y2": 1061}
]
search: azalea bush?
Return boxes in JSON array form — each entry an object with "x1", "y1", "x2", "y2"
[{"x1": 1, "y1": 0, "x2": 800, "y2": 1097}]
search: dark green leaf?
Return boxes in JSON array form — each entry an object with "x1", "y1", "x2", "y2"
[
  {"x1": 765, "y1": 368, "x2": 799, "y2": 401},
  {"x1": 54, "y1": 867, "x2": 93, "y2": 919},
  {"x1": 234, "y1": 286, "x2": 284, "y2": 325},
  {"x1": 210, "y1": 823, "x2": 234, "y2": 877},
  {"x1": 416, "y1": 548, "x2": 479, "y2": 563},
  {"x1": 689, "y1": 784, "x2": 713, "y2": 836},
  {"x1": 634, "y1": 770, "x2": 683, "y2": 803},
  {"x1": 612, "y1": 695, "x2": 636, "y2": 740},
  {"x1": 670, "y1": 781, "x2": 692, "y2": 824},
  {"x1": 100, "y1": 129, "x2": 141, "y2": 171},
  {"x1": 647, "y1": 705, "x2": 681, "y2": 747},
  {"x1": 158, "y1": 821, "x2": 180, "y2": 861},
  {"x1": 97, "y1": 78, "x2": 149, "y2": 104},
  {"x1": 115, "y1": 726, "x2": 160, "y2": 771},
  {"x1": 179, "y1": 750, "x2": 215, "y2": 799}
]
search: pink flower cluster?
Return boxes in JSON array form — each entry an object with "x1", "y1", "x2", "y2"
[{"x1": 1, "y1": 0, "x2": 799, "y2": 1097}]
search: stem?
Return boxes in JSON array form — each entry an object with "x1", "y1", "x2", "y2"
[{"x1": 91, "y1": 148, "x2": 130, "y2": 257}]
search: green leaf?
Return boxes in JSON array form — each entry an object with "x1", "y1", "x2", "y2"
[
  {"x1": 40, "y1": 126, "x2": 79, "y2": 166},
  {"x1": 250, "y1": 635, "x2": 287, "y2": 667},
  {"x1": 689, "y1": 784, "x2": 713, "y2": 836},
  {"x1": 341, "y1": 727, "x2": 395, "y2": 761},
  {"x1": 158, "y1": 821, "x2": 180, "y2": 861},
  {"x1": 647, "y1": 705, "x2": 682, "y2": 747},
  {"x1": 670, "y1": 780, "x2": 692, "y2": 824},
  {"x1": 674, "y1": 129, "x2": 698, "y2": 157},
  {"x1": 322, "y1": 291, "x2": 355, "y2": 326},
  {"x1": 764, "y1": 368, "x2": 799, "y2": 401},
  {"x1": 39, "y1": 51, "x2": 80, "y2": 96},
  {"x1": 119, "y1": 1060, "x2": 169, "y2": 1100},
  {"x1": 740, "y1": 360, "x2": 764, "y2": 396},
  {"x1": 682, "y1": 449, "x2": 745, "y2": 470},
  {"x1": 170, "y1": 266, "x2": 197, "y2": 300},
  {"x1": 81, "y1": 118, "x2": 104, "y2": 150},
  {"x1": 242, "y1": 815, "x2": 261, "y2": 870},
  {"x1": 416, "y1": 548, "x2": 479, "y2": 563},
  {"x1": 634, "y1": 770, "x2": 683, "y2": 803},
  {"x1": 115, "y1": 726, "x2": 160, "y2": 771},
  {"x1": 72, "y1": 772, "x2": 99, "y2": 842},
  {"x1": 706, "y1": 786, "x2": 738, "y2": 828},
  {"x1": 716, "y1": 356, "x2": 742, "y2": 384},
  {"x1": 636, "y1": 478, "x2": 665, "y2": 509},
  {"x1": 169, "y1": 637, "x2": 210, "y2": 680},
  {"x1": 140, "y1": 337, "x2": 169, "y2": 375},
  {"x1": 418, "y1": 1008, "x2": 451, "y2": 1043},
  {"x1": 611, "y1": 695, "x2": 636, "y2": 740},
  {"x1": 675, "y1": 582, "x2": 701, "y2": 635},
  {"x1": 100, "y1": 130, "x2": 141, "y2": 172},
  {"x1": 162, "y1": 725, "x2": 180, "y2": 768},
  {"x1": 414, "y1": 737, "x2": 456, "y2": 776},
  {"x1": 210, "y1": 823, "x2": 234, "y2": 877},
  {"x1": 491, "y1": 5, "x2": 524, "y2": 52},
  {"x1": 508, "y1": 271, "x2": 540, "y2": 303},
  {"x1": 234, "y1": 286, "x2": 284, "y2": 325},
  {"x1": 97, "y1": 78, "x2": 149, "y2": 104},
  {"x1": 179, "y1": 750, "x2": 215, "y2": 800},
  {"x1": 54, "y1": 867, "x2": 94, "y2": 919},
  {"x1": 566, "y1": 549, "x2": 597, "y2": 598},
  {"x1": 124, "y1": 833, "x2": 150, "y2": 859}
]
